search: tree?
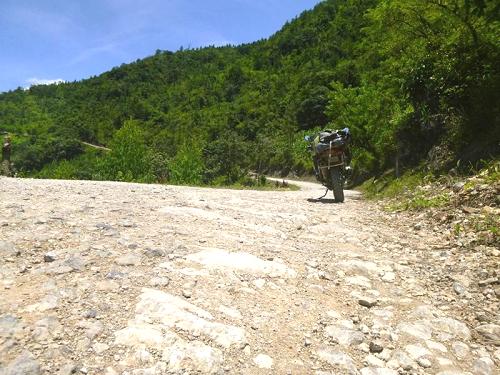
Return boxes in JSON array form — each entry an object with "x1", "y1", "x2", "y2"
[{"x1": 98, "y1": 120, "x2": 151, "y2": 181}]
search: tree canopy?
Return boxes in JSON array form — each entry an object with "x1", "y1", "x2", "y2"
[{"x1": 1, "y1": 0, "x2": 498, "y2": 184}]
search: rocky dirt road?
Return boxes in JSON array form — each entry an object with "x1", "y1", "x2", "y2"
[{"x1": 0, "y1": 177, "x2": 498, "y2": 375}]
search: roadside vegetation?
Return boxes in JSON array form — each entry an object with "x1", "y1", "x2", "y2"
[{"x1": 361, "y1": 160, "x2": 499, "y2": 246}]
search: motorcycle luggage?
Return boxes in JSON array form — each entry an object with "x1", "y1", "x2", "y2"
[
  {"x1": 331, "y1": 137, "x2": 345, "y2": 147},
  {"x1": 315, "y1": 143, "x2": 330, "y2": 154}
]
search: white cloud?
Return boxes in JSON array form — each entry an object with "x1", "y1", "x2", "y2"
[{"x1": 26, "y1": 78, "x2": 65, "y2": 87}]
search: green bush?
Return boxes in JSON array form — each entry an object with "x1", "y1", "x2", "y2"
[
  {"x1": 203, "y1": 131, "x2": 249, "y2": 185},
  {"x1": 96, "y1": 120, "x2": 154, "y2": 182},
  {"x1": 168, "y1": 144, "x2": 204, "y2": 185}
]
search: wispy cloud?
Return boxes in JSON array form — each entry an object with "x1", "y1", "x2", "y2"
[
  {"x1": 8, "y1": 5, "x2": 77, "y2": 41},
  {"x1": 69, "y1": 43, "x2": 120, "y2": 66},
  {"x1": 26, "y1": 78, "x2": 65, "y2": 87}
]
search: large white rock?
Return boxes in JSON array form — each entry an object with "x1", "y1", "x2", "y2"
[
  {"x1": 135, "y1": 288, "x2": 246, "y2": 348},
  {"x1": 186, "y1": 248, "x2": 297, "y2": 278},
  {"x1": 114, "y1": 288, "x2": 246, "y2": 373}
]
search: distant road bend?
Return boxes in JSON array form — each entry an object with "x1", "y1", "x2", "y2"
[{"x1": 80, "y1": 141, "x2": 111, "y2": 151}]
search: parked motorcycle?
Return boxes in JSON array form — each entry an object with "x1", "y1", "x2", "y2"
[{"x1": 305, "y1": 128, "x2": 351, "y2": 202}]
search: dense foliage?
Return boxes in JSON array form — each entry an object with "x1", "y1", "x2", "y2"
[{"x1": 1, "y1": 0, "x2": 498, "y2": 184}]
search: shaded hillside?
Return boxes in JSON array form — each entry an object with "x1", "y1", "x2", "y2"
[{"x1": 0, "y1": 0, "x2": 498, "y2": 184}]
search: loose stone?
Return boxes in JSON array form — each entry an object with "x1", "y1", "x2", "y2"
[
  {"x1": 253, "y1": 354, "x2": 273, "y2": 369},
  {"x1": 478, "y1": 278, "x2": 498, "y2": 287},
  {"x1": 369, "y1": 341, "x2": 384, "y2": 353},
  {"x1": 417, "y1": 357, "x2": 432, "y2": 368},
  {"x1": 475, "y1": 324, "x2": 500, "y2": 344},
  {"x1": 359, "y1": 297, "x2": 377, "y2": 308},
  {"x1": 115, "y1": 253, "x2": 141, "y2": 266},
  {"x1": 44, "y1": 252, "x2": 57, "y2": 262},
  {"x1": 325, "y1": 325, "x2": 364, "y2": 346},
  {"x1": 83, "y1": 310, "x2": 97, "y2": 319},
  {"x1": 452, "y1": 282, "x2": 466, "y2": 295}
]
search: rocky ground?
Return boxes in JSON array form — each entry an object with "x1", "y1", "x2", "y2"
[
  {"x1": 380, "y1": 165, "x2": 499, "y2": 249},
  {"x1": 0, "y1": 177, "x2": 498, "y2": 375}
]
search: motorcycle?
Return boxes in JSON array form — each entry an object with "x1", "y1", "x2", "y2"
[{"x1": 305, "y1": 129, "x2": 351, "y2": 202}]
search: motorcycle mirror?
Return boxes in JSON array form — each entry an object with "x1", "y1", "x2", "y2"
[{"x1": 304, "y1": 135, "x2": 311, "y2": 141}]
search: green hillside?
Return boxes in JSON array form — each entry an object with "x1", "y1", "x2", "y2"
[{"x1": 1, "y1": 0, "x2": 498, "y2": 185}]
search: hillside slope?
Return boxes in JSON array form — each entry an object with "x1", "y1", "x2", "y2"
[{"x1": 0, "y1": 0, "x2": 498, "y2": 184}]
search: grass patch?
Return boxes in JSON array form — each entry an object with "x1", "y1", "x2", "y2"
[
  {"x1": 480, "y1": 160, "x2": 500, "y2": 184},
  {"x1": 385, "y1": 192, "x2": 450, "y2": 211},
  {"x1": 470, "y1": 212, "x2": 500, "y2": 243},
  {"x1": 360, "y1": 168, "x2": 451, "y2": 212},
  {"x1": 360, "y1": 170, "x2": 429, "y2": 199}
]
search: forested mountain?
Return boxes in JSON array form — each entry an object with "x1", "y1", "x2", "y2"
[{"x1": 1, "y1": 0, "x2": 498, "y2": 184}]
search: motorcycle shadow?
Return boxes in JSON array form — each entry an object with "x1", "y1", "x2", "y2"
[{"x1": 307, "y1": 198, "x2": 340, "y2": 204}]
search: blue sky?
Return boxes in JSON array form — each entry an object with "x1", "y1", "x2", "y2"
[{"x1": 0, "y1": 0, "x2": 321, "y2": 93}]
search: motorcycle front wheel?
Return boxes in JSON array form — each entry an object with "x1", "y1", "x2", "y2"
[{"x1": 331, "y1": 167, "x2": 345, "y2": 203}]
